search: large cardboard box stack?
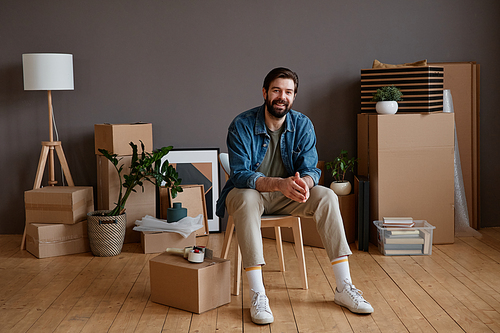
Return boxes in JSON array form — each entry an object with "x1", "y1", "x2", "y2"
[
  {"x1": 95, "y1": 123, "x2": 154, "y2": 243},
  {"x1": 150, "y1": 253, "x2": 230, "y2": 313},
  {"x1": 361, "y1": 66, "x2": 445, "y2": 113},
  {"x1": 24, "y1": 186, "x2": 93, "y2": 258},
  {"x1": 357, "y1": 112, "x2": 455, "y2": 244}
]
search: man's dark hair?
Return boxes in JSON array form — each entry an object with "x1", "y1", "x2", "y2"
[{"x1": 263, "y1": 67, "x2": 299, "y2": 94}]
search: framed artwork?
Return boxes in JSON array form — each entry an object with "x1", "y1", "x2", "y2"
[{"x1": 161, "y1": 148, "x2": 220, "y2": 232}]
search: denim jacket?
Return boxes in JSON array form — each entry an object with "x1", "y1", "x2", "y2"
[{"x1": 216, "y1": 104, "x2": 321, "y2": 218}]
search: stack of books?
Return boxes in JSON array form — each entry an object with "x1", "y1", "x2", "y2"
[
  {"x1": 382, "y1": 217, "x2": 415, "y2": 228},
  {"x1": 374, "y1": 220, "x2": 435, "y2": 256},
  {"x1": 384, "y1": 229, "x2": 426, "y2": 255}
]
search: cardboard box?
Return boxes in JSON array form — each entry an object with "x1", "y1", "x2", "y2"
[
  {"x1": 26, "y1": 220, "x2": 90, "y2": 258},
  {"x1": 94, "y1": 123, "x2": 153, "y2": 155},
  {"x1": 361, "y1": 66, "x2": 444, "y2": 112},
  {"x1": 150, "y1": 253, "x2": 230, "y2": 313},
  {"x1": 141, "y1": 231, "x2": 196, "y2": 254},
  {"x1": 97, "y1": 155, "x2": 155, "y2": 243},
  {"x1": 25, "y1": 186, "x2": 94, "y2": 224},
  {"x1": 261, "y1": 193, "x2": 356, "y2": 247},
  {"x1": 357, "y1": 112, "x2": 455, "y2": 244},
  {"x1": 430, "y1": 62, "x2": 480, "y2": 229}
]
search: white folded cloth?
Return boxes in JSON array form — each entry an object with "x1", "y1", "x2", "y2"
[{"x1": 133, "y1": 214, "x2": 204, "y2": 238}]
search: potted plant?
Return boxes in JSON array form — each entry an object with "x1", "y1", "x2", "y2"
[
  {"x1": 371, "y1": 85, "x2": 403, "y2": 114},
  {"x1": 326, "y1": 149, "x2": 358, "y2": 196},
  {"x1": 87, "y1": 141, "x2": 182, "y2": 257}
]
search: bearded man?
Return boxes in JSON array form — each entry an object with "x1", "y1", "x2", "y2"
[{"x1": 216, "y1": 67, "x2": 373, "y2": 325}]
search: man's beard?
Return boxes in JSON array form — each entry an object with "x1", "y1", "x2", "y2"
[{"x1": 265, "y1": 98, "x2": 292, "y2": 119}]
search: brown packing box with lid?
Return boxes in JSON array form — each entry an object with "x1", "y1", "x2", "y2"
[
  {"x1": 149, "y1": 253, "x2": 230, "y2": 314},
  {"x1": 94, "y1": 123, "x2": 153, "y2": 155},
  {"x1": 26, "y1": 220, "x2": 90, "y2": 258},
  {"x1": 261, "y1": 193, "x2": 356, "y2": 247},
  {"x1": 25, "y1": 186, "x2": 94, "y2": 224},
  {"x1": 141, "y1": 231, "x2": 196, "y2": 254},
  {"x1": 97, "y1": 155, "x2": 155, "y2": 243},
  {"x1": 357, "y1": 112, "x2": 455, "y2": 244}
]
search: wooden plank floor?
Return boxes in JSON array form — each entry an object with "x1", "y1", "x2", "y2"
[{"x1": 2, "y1": 228, "x2": 500, "y2": 332}]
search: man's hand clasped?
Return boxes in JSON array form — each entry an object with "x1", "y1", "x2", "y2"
[{"x1": 280, "y1": 172, "x2": 310, "y2": 203}]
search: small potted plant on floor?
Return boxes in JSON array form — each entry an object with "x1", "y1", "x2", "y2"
[
  {"x1": 371, "y1": 85, "x2": 403, "y2": 114},
  {"x1": 87, "y1": 141, "x2": 183, "y2": 257},
  {"x1": 326, "y1": 150, "x2": 358, "y2": 196}
]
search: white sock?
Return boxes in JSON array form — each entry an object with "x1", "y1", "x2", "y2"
[
  {"x1": 331, "y1": 256, "x2": 351, "y2": 291},
  {"x1": 245, "y1": 265, "x2": 265, "y2": 295}
]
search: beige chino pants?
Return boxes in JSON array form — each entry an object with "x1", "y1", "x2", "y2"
[{"x1": 225, "y1": 185, "x2": 352, "y2": 268}]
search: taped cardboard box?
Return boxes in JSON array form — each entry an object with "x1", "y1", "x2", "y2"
[
  {"x1": 94, "y1": 123, "x2": 153, "y2": 155},
  {"x1": 261, "y1": 193, "x2": 356, "y2": 247},
  {"x1": 357, "y1": 112, "x2": 455, "y2": 244},
  {"x1": 150, "y1": 253, "x2": 230, "y2": 313},
  {"x1": 26, "y1": 221, "x2": 90, "y2": 258},
  {"x1": 97, "y1": 155, "x2": 155, "y2": 243},
  {"x1": 25, "y1": 186, "x2": 94, "y2": 224},
  {"x1": 141, "y1": 231, "x2": 196, "y2": 254}
]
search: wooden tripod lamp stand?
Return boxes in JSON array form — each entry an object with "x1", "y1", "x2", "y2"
[{"x1": 22, "y1": 53, "x2": 75, "y2": 189}]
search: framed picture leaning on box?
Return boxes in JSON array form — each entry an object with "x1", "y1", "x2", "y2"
[{"x1": 160, "y1": 148, "x2": 220, "y2": 232}]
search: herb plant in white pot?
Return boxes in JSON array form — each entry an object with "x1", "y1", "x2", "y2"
[
  {"x1": 326, "y1": 150, "x2": 358, "y2": 196},
  {"x1": 371, "y1": 85, "x2": 403, "y2": 114}
]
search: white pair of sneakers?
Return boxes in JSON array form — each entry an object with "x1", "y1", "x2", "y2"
[{"x1": 250, "y1": 281, "x2": 373, "y2": 325}]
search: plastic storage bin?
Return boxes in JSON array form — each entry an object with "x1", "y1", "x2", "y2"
[{"x1": 374, "y1": 220, "x2": 435, "y2": 256}]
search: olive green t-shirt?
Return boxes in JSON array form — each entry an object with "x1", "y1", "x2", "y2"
[{"x1": 257, "y1": 125, "x2": 287, "y2": 178}]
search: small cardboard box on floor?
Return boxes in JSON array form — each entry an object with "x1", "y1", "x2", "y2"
[
  {"x1": 141, "y1": 231, "x2": 196, "y2": 254},
  {"x1": 26, "y1": 221, "x2": 90, "y2": 258},
  {"x1": 357, "y1": 112, "x2": 455, "y2": 244},
  {"x1": 150, "y1": 253, "x2": 230, "y2": 313}
]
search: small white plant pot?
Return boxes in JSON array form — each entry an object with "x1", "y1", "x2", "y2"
[
  {"x1": 376, "y1": 101, "x2": 398, "y2": 114},
  {"x1": 330, "y1": 181, "x2": 352, "y2": 196}
]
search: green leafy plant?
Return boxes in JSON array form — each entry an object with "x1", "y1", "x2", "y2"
[
  {"x1": 371, "y1": 85, "x2": 403, "y2": 102},
  {"x1": 326, "y1": 150, "x2": 358, "y2": 182},
  {"x1": 98, "y1": 141, "x2": 182, "y2": 216}
]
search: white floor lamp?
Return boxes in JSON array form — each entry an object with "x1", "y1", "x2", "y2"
[
  {"x1": 21, "y1": 53, "x2": 76, "y2": 250},
  {"x1": 22, "y1": 53, "x2": 75, "y2": 189}
]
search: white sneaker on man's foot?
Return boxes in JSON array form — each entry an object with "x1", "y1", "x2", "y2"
[
  {"x1": 250, "y1": 290, "x2": 274, "y2": 324},
  {"x1": 334, "y1": 280, "x2": 374, "y2": 314}
]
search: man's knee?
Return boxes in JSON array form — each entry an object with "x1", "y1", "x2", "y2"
[
  {"x1": 310, "y1": 185, "x2": 339, "y2": 206},
  {"x1": 226, "y1": 188, "x2": 263, "y2": 215}
]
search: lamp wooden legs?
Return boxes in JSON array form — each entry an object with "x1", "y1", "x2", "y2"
[{"x1": 33, "y1": 141, "x2": 74, "y2": 189}]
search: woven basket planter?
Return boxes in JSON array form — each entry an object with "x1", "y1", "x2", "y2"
[{"x1": 87, "y1": 210, "x2": 126, "y2": 257}]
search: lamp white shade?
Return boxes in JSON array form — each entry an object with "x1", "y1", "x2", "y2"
[{"x1": 23, "y1": 53, "x2": 74, "y2": 90}]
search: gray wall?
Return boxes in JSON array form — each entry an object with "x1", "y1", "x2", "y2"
[{"x1": 1, "y1": 0, "x2": 499, "y2": 233}]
